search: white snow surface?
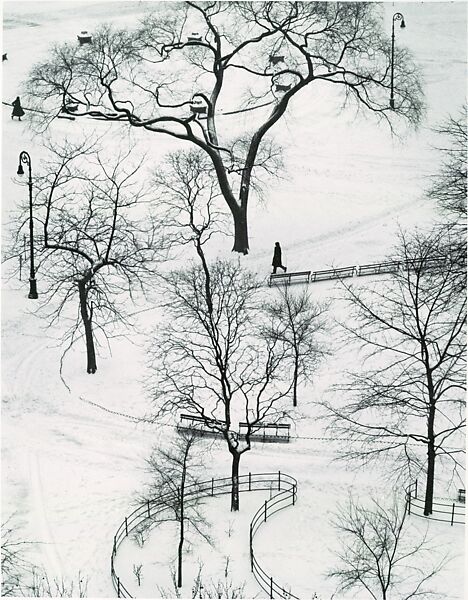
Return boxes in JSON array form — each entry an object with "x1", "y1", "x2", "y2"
[{"x1": 1, "y1": 1, "x2": 466, "y2": 599}]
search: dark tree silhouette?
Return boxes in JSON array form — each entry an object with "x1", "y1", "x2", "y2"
[
  {"x1": 6, "y1": 138, "x2": 167, "y2": 374},
  {"x1": 24, "y1": 1, "x2": 423, "y2": 254},
  {"x1": 324, "y1": 229, "x2": 466, "y2": 516},
  {"x1": 328, "y1": 495, "x2": 448, "y2": 600},
  {"x1": 139, "y1": 431, "x2": 210, "y2": 589},
  {"x1": 261, "y1": 286, "x2": 328, "y2": 406}
]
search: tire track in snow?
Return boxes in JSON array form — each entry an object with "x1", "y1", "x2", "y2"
[
  {"x1": 3, "y1": 333, "x2": 56, "y2": 406},
  {"x1": 28, "y1": 451, "x2": 65, "y2": 578}
]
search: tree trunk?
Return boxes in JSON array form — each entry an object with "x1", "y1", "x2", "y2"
[
  {"x1": 292, "y1": 354, "x2": 299, "y2": 407},
  {"x1": 230, "y1": 451, "x2": 241, "y2": 511},
  {"x1": 78, "y1": 279, "x2": 97, "y2": 374},
  {"x1": 424, "y1": 441, "x2": 436, "y2": 516},
  {"x1": 232, "y1": 210, "x2": 249, "y2": 255},
  {"x1": 424, "y1": 366, "x2": 437, "y2": 516},
  {"x1": 177, "y1": 515, "x2": 184, "y2": 587}
]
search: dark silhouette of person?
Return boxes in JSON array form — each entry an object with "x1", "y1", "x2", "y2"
[
  {"x1": 11, "y1": 96, "x2": 25, "y2": 121},
  {"x1": 272, "y1": 242, "x2": 287, "y2": 274}
]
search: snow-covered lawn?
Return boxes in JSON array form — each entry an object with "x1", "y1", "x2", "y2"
[{"x1": 2, "y1": 1, "x2": 465, "y2": 599}]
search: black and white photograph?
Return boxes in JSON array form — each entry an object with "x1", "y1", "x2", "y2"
[{"x1": 1, "y1": 0, "x2": 466, "y2": 598}]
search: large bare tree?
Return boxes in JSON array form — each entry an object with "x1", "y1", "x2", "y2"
[
  {"x1": 149, "y1": 259, "x2": 293, "y2": 512},
  {"x1": 24, "y1": 1, "x2": 423, "y2": 254},
  {"x1": 6, "y1": 138, "x2": 166, "y2": 374},
  {"x1": 324, "y1": 228, "x2": 466, "y2": 516}
]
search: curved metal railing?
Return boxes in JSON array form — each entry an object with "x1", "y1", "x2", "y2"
[
  {"x1": 249, "y1": 473, "x2": 300, "y2": 599},
  {"x1": 405, "y1": 480, "x2": 465, "y2": 525},
  {"x1": 111, "y1": 471, "x2": 299, "y2": 598}
]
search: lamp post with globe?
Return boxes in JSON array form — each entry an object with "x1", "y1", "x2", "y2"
[
  {"x1": 390, "y1": 12, "x2": 406, "y2": 109},
  {"x1": 17, "y1": 151, "x2": 38, "y2": 299}
]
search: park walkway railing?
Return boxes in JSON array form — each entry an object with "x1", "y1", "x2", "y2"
[
  {"x1": 269, "y1": 254, "x2": 464, "y2": 287},
  {"x1": 405, "y1": 481, "x2": 465, "y2": 526},
  {"x1": 111, "y1": 472, "x2": 299, "y2": 598}
]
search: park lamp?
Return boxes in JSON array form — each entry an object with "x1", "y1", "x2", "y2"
[
  {"x1": 390, "y1": 12, "x2": 406, "y2": 110},
  {"x1": 17, "y1": 151, "x2": 38, "y2": 299}
]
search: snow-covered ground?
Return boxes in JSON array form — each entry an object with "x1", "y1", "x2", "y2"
[{"x1": 1, "y1": 1, "x2": 466, "y2": 599}]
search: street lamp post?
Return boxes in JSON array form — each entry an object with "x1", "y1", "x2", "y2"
[
  {"x1": 390, "y1": 12, "x2": 406, "y2": 110},
  {"x1": 17, "y1": 151, "x2": 38, "y2": 299}
]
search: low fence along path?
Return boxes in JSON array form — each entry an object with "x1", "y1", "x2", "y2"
[{"x1": 111, "y1": 471, "x2": 303, "y2": 599}]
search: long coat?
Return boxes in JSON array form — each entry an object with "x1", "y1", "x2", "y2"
[
  {"x1": 12, "y1": 97, "x2": 25, "y2": 118},
  {"x1": 272, "y1": 244, "x2": 283, "y2": 267}
]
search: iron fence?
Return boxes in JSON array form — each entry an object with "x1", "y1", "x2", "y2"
[
  {"x1": 111, "y1": 471, "x2": 300, "y2": 598},
  {"x1": 405, "y1": 480, "x2": 465, "y2": 526}
]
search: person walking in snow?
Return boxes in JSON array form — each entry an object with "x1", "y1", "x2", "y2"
[
  {"x1": 272, "y1": 242, "x2": 287, "y2": 274},
  {"x1": 11, "y1": 96, "x2": 25, "y2": 120}
]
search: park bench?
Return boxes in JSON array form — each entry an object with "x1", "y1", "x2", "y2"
[
  {"x1": 458, "y1": 489, "x2": 465, "y2": 503},
  {"x1": 357, "y1": 261, "x2": 401, "y2": 276},
  {"x1": 269, "y1": 271, "x2": 311, "y2": 286},
  {"x1": 77, "y1": 31, "x2": 92, "y2": 45},
  {"x1": 239, "y1": 421, "x2": 291, "y2": 443},
  {"x1": 310, "y1": 266, "x2": 356, "y2": 282},
  {"x1": 177, "y1": 413, "x2": 226, "y2": 438}
]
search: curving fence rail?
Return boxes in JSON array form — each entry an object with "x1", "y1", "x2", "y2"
[
  {"x1": 111, "y1": 472, "x2": 299, "y2": 599},
  {"x1": 405, "y1": 481, "x2": 465, "y2": 525},
  {"x1": 249, "y1": 473, "x2": 300, "y2": 599}
]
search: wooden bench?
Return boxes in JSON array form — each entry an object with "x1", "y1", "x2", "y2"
[
  {"x1": 239, "y1": 421, "x2": 290, "y2": 443},
  {"x1": 177, "y1": 413, "x2": 226, "y2": 438},
  {"x1": 269, "y1": 271, "x2": 311, "y2": 286},
  {"x1": 357, "y1": 261, "x2": 401, "y2": 276},
  {"x1": 310, "y1": 266, "x2": 356, "y2": 282}
]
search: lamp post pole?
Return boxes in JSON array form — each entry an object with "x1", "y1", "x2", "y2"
[
  {"x1": 17, "y1": 151, "x2": 38, "y2": 299},
  {"x1": 390, "y1": 12, "x2": 406, "y2": 110}
]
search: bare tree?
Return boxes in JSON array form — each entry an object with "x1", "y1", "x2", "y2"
[
  {"x1": 324, "y1": 228, "x2": 466, "y2": 516},
  {"x1": 261, "y1": 286, "x2": 328, "y2": 406},
  {"x1": 428, "y1": 106, "x2": 467, "y2": 220},
  {"x1": 149, "y1": 259, "x2": 292, "y2": 511},
  {"x1": 5, "y1": 137, "x2": 167, "y2": 374},
  {"x1": 139, "y1": 431, "x2": 211, "y2": 588},
  {"x1": 24, "y1": 2, "x2": 423, "y2": 254},
  {"x1": 328, "y1": 495, "x2": 447, "y2": 600}
]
